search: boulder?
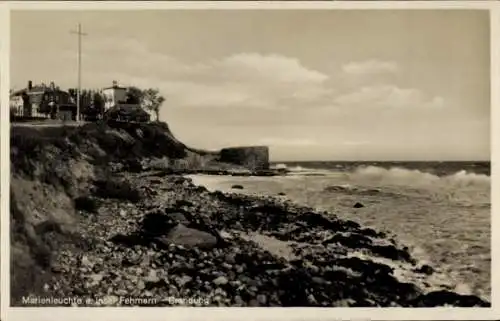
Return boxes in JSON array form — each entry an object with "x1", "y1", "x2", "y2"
[
  {"x1": 158, "y1": 224, "x2": 218, "y2": 249},
  {"x1": 411, "y1": 290, "x2": 490, "y2": 307},
  {"x1": 353, "y1": 202, "x2": 365, "y2": 208}
]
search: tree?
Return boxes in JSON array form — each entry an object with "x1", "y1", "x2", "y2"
[
  {"x1": 126, "y1": 86, "x2": 165, "y2": 121},
  {"x1": 93, "y1": 91, "x2": 105, "y2": 117},
  {"x1": 126, "y1": 86, "x2": 143, "y2": 105},
  {"x1": 142, "y1": 88, "x2": 165, "y2": 122}
]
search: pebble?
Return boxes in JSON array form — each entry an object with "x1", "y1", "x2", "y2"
[
  {"x1": 89, "y1": 273, "x2": 104, "y2": 284},
  {"x1": 144, "y1": 269, "x2": 160, "y2": 283},
  {"x1": 307, "y1": 294, "x2": 317, "y2": 305},
  {"x1": 116, "y1": 289, "x2": 128, "y2": 296},
  {"x1": 176, "y1": 275, "x2": 193, "y2": 287},
  {"x1": 234, "y1": 295, "x2": 244, "y2": 306},
  {"x1": 213, "y1": 276, "x2": 229, "y2": 285},
  {"x1": 80, "y1": 255, "x2": 93, "y2": 268},
  {"x1": 101, "y1": 295, "x2": 119, "y2": 305},
  {"x1": 256, "y1": 294, "x2": 267, "y2": 305},
  {"x1": 137, "y1": 280, "x2": 146, "y2": 290},
  {"x1": 225, "y1": 253, "x2": 236, "y2": 264},
  {"x1": 214, "y1": 287, "x2": 226, "y2": 296},
  {"x1": 311, "y1": 276, "x2": 327, "y2": 285}
]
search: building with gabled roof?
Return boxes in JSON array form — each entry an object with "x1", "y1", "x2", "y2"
[{"x1": 10, "y1": 80, "x2": 77, "y2": 120}]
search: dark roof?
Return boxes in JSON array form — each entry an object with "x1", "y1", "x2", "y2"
[
  {"x1": 11, "y1": 86, "x2": 66, "y2": 97},
  {"x1": 10, "y1": 89, "x2": 26, "y2": 97}
]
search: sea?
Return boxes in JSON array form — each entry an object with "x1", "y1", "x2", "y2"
[{"x1": 189, "y1": 161, "x2": 491, "y2": 301}]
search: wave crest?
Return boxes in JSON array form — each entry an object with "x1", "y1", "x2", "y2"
[{"x1": 350, "y1": 166, "x2": 490, "y2": 188}]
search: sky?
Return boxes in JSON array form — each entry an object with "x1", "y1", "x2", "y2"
[{"x1": 10, "y1": 9, "x2": 490, "y2": 161}]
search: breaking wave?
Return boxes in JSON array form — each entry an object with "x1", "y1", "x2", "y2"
[
  {"x1": 350, "y1": 166, "x2": 490, "y2": 188},
  {"x1": 272, "y1": 164, "x2": 319, "y2": 173}
]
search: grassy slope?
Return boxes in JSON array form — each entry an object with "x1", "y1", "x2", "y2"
[{"x1": 10, "y1": 121, "x2": 202, "y2": 299}]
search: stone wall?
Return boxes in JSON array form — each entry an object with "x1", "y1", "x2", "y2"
[{"x1": 219, "y1": 146, "x2": 269, "y2": 170}]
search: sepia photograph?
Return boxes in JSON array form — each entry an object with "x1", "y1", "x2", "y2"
[{"x1": 5, "y1": 2, "x2": 493, "y2": 316}]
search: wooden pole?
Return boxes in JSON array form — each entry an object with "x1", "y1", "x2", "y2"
[{"x1": 70, "y1": 23, "x2": 87, "y2": 121}]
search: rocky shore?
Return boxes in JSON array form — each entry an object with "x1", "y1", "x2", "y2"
[{"x1": 10, "y1": 122, "x2": 490, "y2": 307}]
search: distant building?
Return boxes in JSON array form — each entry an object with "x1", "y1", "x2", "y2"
[
  {"x1": 102, "y1": 80, "x2": 129, "y2": 112},
  {"x1": 101, "y1": 80, "x2": 150, "y2": 122},
  {"x1": 10, "y1": 80, "x2": 77, "y2": 120}
]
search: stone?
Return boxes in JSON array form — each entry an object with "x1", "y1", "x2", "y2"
[
  {"x1": 80, "y1": 255, "x2": 93, "y2": 268},
  {"x1": 214, "y1": 287, "x2": 226, "y2": 296},
  {"x1": 415, "y1": 264, "x2": 434, "y2": 275},
  {"x1": 89, "y1": 273, "x2": 104, "y2": 285},
  {"x1": 213, "y1": 276, "x2": 229, "y2": 286},
  {"x1": 307, "y1": 294, "x2": 317, "y2": 305},
  {"x1": 256, "y1": 294, "x2": 267, "y2": 305},
  {"x1": 116, "y1": 289, "x2": 128, "y2": 296},
  {"x1": 248, "y1": 299, "x2": 260, "y2": 307},
  {"x1": 353, "y1": 202, "x2": 365, "y2": 208},
  {"x1": 137, "y1": 280, "x2": 146, "y2": 290},
  {"x1": 311, "y1": 276, "x2": 328, "y2": 285},
  {"x1": 144, "y1": 269, "x2": 161, "y2": 283},
  {"x1": 176, "y1": 275, "x2": 193, "y2": 288},
  {"x1": 411, "y1": 290, "x2": 490, "y2": 307},
  {"x1": 101, "y1": 295, "x2": 119, "y2": 305},
  {"x1": 234, "y1": 295, "x2": 244, "y2": 306},
  {"x1": 160, "y1": 224, "x2": 218, "y2": 249},
  {"x1": 231, "y1": 185, "x2": 244, "y2": 190},
  {"x1": 248, "y1": 286, "x2": 258, "y2": 293},
  {"x1": 219, "y1": 231, "x2": 234, "y2": 241}
]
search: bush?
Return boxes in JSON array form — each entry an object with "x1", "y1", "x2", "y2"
[
  {"x1": 74, "y1": 196, "x2": 99, "y2": 213},
  {"x1": 93, "y1": 178, "x2": 142, "y2": 203}
]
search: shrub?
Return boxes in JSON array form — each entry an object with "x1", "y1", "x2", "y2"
[
  {"x1": 93, "y1": 178, "x2": 142, "y2": 203},
  {"x1": 74, "y1": 196, "x2": 99, "y2": 213}
]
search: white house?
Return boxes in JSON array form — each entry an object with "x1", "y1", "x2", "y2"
[
  {"x1": 9, "y1": 95, "x2": 23, "y2": 115},
  {"x1": 102, "y1": 80, "x2": 128, "y2": 111}
]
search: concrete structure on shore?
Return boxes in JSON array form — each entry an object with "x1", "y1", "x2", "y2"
[{"x1": 219, "y1": 146, "x2": 269, "y2": 171}]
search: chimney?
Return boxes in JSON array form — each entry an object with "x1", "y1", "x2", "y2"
[
  {"x1": 112, "y1": 80, "x2": 118, "y2": 88},
  {"x1": 50, "y1": 82, "x2": 55, "y2": 90},
  {"x1": 28, "y1": 80, "x2": 32, "y2": 90}
]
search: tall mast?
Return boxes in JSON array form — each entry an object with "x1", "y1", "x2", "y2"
[{"x1": 70, "y1": 23, "x2": 87, "y2": 121}]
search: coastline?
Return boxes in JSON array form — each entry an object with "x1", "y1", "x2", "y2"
[
  {"x1": 187, "y1": 173, "x2": 490, "y2": 301},
  {"x1": 10, "y1": 122, "x2": 491, "y2": 307}
]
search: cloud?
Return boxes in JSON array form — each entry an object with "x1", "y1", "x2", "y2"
[
  {"x1": 22, "y1": 37, "x2": 445, "y2": 117},
  {"x1": 78, "y1": 38, "x2": 334, "y2": 110},
  {"x1": 334, "y1": 85, "x2": 444, "y2": 110},
  {"x1": 342, "y1": 60, "x2": 398, "y2": 75}
]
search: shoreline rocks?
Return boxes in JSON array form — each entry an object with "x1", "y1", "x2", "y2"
[{"x1": 10, "y1": 122, "x2": 490, "y2": 307}]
